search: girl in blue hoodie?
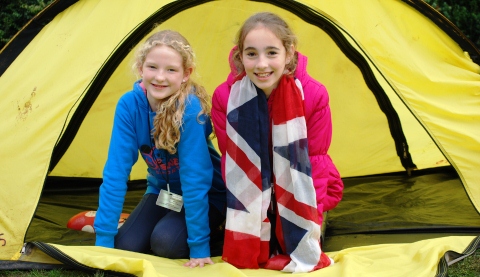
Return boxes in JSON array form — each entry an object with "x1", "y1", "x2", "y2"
[{"x1": 94, "y1": 29, "x2": 226, "y2": 268}]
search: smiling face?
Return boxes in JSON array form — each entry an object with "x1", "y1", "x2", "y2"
[
  {"x1": 139, "y1": 45, "x2": 191, "y2": 110},
  {"x1": 241, "y1": 25, "x2": 292, "y2": 97}
]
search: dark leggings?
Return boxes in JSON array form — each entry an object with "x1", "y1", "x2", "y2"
[{"x1": 114, "y1": 193, "x2": 225, "y2": 258}]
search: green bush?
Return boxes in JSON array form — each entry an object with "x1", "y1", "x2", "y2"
[
  {"x1": 424, "y1": 0, "x2": 480, "y2": 49},
  {"x1": 0, "y1": 0, "x2": 53, "y2": 49}
]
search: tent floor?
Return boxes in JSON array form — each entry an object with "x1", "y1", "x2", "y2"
[
  {"x1": 323, "y1": 167, "x2": 480, "y2": 251},
  {"x1": 323, "y1": 232, "x2": 477, "y2": 252},
  {"x1": 28, "y1": 167, "x2": 480, "y2": 253}
]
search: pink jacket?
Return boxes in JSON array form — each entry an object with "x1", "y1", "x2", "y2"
[{"x1": 211, "y1": 49, "x2": 344, "y2": 223}]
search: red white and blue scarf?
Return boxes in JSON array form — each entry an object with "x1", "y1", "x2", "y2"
[{"x1": 222, "y1": 74, "x2": 332, "y2": 272}]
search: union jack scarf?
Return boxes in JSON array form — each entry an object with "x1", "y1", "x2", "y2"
[{"x1": 222, "y1": 74, "x2": 332, "y2": 272}]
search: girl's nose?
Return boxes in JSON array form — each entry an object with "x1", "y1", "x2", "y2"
[
  {"x1": 256, "y1": 54, "x2": 268, "y2": 69},
  {"x1": 155, "y1": 71, "x2": 166, "y2": 81}
]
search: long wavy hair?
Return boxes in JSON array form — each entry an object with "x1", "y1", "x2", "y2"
[{"x1": 133, "y1": 29, "x2": 211, "y2": 154}]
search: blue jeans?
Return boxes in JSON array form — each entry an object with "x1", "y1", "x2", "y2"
[{"x1": 114, "y1": 193, "x2": 225, "y2": 258}]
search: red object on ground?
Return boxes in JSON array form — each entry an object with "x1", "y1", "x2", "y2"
[{"x1": 67, "y1": 210, "x2": 129, "y2": 233}]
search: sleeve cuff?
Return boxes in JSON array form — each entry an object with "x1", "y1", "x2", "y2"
[
  {"x1": 95, "y1": 233, "x2": 115, "y2": 248},
  {"x1": 188, "y1": 241, "x2": 211, "y2": 258}
]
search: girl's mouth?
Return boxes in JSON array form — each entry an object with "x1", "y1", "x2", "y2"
[
  {"x1": 255, "y1": 72, "x2": 272, "y2": 78},
  {"x1": 152, "y1": 84, "x2": 167, "y2": 89}
]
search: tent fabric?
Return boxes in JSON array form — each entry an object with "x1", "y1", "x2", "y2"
[
  {"x1": 5, "y1": 171, "x2": 478, "y2": 276},
  {"x1": 16, "y1": 236, "x2": 479, "y2": 277},
  {"x1": 21, "y1": 169, "x2": 479, "y2": 250},
  {"x1": 1, "y1": 0, "x2": 479, "y2": 275},
  {"x1": 327, "y1": 169, "x2": 480, "y2": 239}
]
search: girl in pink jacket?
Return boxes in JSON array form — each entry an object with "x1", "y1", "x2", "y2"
[{"x1": 211, "y1": 12, "x2": 343, "y2": 272}]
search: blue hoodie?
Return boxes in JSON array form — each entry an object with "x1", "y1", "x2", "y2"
[{"x1": 94, "y1": 80, "x2": 226, "y2": 258}]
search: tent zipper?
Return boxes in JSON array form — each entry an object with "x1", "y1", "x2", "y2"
[{"x1": 29, "y1": 242, "x2": 136, "y2": 277}]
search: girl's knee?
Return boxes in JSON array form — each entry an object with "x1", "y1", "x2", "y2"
[
  {"x1": 150, "y1": 231, "x2": 189, "y2": 258},
  {"x1": 115, "y1": 237, "x2": 148, "y2": 253}
]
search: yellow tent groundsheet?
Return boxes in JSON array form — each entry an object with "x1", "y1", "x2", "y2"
[
  {"x1": 1, "y1": 0, "x2": 479, "y2": 276},
  {"x1": 18, "y1": 236, "x2": 480, "y2": 276}
]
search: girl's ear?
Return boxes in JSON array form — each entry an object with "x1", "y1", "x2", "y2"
[
  {"x1": 286, "y1": 44, "x2": 295, "y2": 65},
  {"x1": 138, "y1": 66, "x2": 143, "y2": 77},
  {"x1": 183, "y1": 67, "x2": 193, "y2": 82}
]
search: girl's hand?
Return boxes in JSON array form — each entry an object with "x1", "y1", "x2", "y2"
[{"x1": 183, "y1": 257, "x2": 214, "y2": 268}]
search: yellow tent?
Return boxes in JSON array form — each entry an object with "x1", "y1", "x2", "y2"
[{"x1": 1, "y1": 0, "x2": 479, "y2": 276}]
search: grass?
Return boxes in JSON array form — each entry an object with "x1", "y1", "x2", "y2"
[
  {"x1": 0, "y1": 249, "x2": 478, "y2": 276},
  {"x1": 448, "y1": 249, "x2": 480, "y2": 277}
]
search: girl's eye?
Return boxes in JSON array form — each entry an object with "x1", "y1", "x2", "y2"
[
  {"x1": 267, "y1": 51, "x2": 278, "y2": 56},
  {"x1": 245, "y1": 52, "x2": 257, "y2": 57}
]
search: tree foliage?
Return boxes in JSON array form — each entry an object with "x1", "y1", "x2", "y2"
[
  {"x1": 424, "y1": 0, "x2": 480, "y2": 49},
  {"x1": 0, "y1": 0, "x2": 53, "y2": 49}
]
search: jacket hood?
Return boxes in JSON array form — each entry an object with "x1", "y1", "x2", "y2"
[{"x1": 133, "y1": 80, "x2": 151, "y2": 112}]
